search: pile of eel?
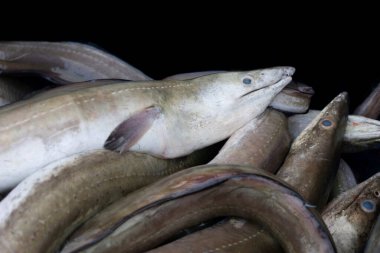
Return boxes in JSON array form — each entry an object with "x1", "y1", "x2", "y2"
[{"x1": 0, "y1": 41, "x2": 379, "y2": 253}]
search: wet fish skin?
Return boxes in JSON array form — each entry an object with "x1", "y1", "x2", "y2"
[
  {"x1": 322, "y1": 173, "x2": 380, "y2": 253},
  {"x1": 269, "y1": 80, "x2": 314, "y2": 113},
  {"x1": 149, "y1": 109, "x2": 290, "y2": 253},
  {"x1": 288, "y1": 110, "x2": 319, "y2": 138},
  {"x1": 166, "y1": 71, "x2": 312, "y2": 114},
  {"x1": 0, "y1": 76, "x2": 36, "y2": 106},
  {"x1": 0, "y1": 77, "x2": 118, "y2": 107},
  {"x1": 277, "y1": 92, "x2": 349, "y2": 209},
  {"x1": 0, "y1": 146, "x2": 215, "y2": 253},
  {"x1": 210, "y1": 108, "x2": 291, "y2": 173},
  {"x1": 147, "y1": 218, "x2": 282, "y2": 253},
  {"x1": 145, "y1": 93, "x2": 347, "y2": 253},
  {"x1": 62, "y1": 165, "x2": 335, "y2": 253},
  {"x1": 0, "y1": 67, "x2": 293, "y2": 192},
  {"x1": 342, "y1": 115, "x2": 380, "y2": 152},
  {"x1": 364, "y1": 212, "x2": 380, "y2": 253},
  {"x1": 163, "y1": 70, "x2": 225, "y2": 80},
  {"x1": 0, "y1": 41, "x2": 151, "y2": 83},
  {"x1": 329, "y1": 159, "x2": 357, "y2": 200},
  {"x1": 288, "y1": 110, "x2": 380, "y2": 153},
  {"x1": 61, "y1": 165, "x2": 267, "y2": 253},
  {"x1": 354, "y1": 82, "x2": 380, "y2": 119}
]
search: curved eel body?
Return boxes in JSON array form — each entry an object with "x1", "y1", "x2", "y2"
[
  {"x1": 210, "y1": 108, "x2": 291, "y2": 173},
  {"x1": 147, "y1": 218, "x2": 282, "y2": 253},
  {"x1": 154, "y1": 92, "x2": 347, "y2": 253},
  {"x1": 148, "y1": 108, "x2": 291, "y2": 253},
  {"x1": 288, "y1": 110, "x2": 380, "y2": 153},
  {"x1": 0, "y1": 41, "x2": 151, "y2": 83},
  {"x1": 0, "y1": 76, "x2": 36, "y2": 106},
  {"x1": 62, "y1": 165, "x2": 336, "y2": 253},
  {"x1": 354, "y1": 82, "x2": 380, "y2": 119},
  {"x1": 135, "y1": 93, "x2": 347, "y2": 253},
  {"x1": 269, "y1": 80, "x2": 314, "y2": 113},
  {"x1": 0, "y1": 146, "x2": 216, "y2": 253},
  {"x1": 0, "y1": 67, "x2": 293, "y2": 192},
  {"x1": 329, "y1": 159, "x2": 357, "y2": 200},
  {"x1": 322, "y1": 173, "x2": 380, "y2": 253},
  {"x1": 364, "y1": 213, "x2": 380, "y2": 253}
]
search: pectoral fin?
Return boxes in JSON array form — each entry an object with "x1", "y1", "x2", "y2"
[{"x1": 104, "y1": 106, "x2": 162, "y2": 153}]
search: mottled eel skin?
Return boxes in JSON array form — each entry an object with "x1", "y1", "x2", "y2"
[
  {"x1": 62, "y1": 165, "x2": 336, "y2": 253},
  {"x1": 277, "y1": 92, "x2": 348, "y2": 209},
  {"x1": 148, "y1": 109, "x2": 290, "y2": 252},
  {"x1": 288, "y1": 110, "x2": 380, "y2": 153},
  {"x1": 150, "y1": 92, "x2": 348, "y2": 253},
  {"x1": 323, "y1": 173, "x2": 380, "y2": 253},
  {"x1": 0, "y1": 146, "x2": 216, "y2": 253}
]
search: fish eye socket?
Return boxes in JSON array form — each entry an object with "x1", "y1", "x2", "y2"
[
  {"x1": 360, "y1": 199, "x2": 376, "y2": 213},
  {"x1": 242, "y1": 77, "x2": 252, "y2": 85},
  {"x1": 321, "y1": 119, "x2": 332, "y2": 127}
]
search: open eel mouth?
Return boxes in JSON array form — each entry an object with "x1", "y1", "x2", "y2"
[{"x1": 284, "y1": 82, "x2": 315, "y2": 96}]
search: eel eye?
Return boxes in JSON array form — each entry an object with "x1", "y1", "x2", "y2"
[
  {"x1": 360, "y1": 199, "x2": 376, "y2": 213},
  {"x1": 242, "y1": 77, "x2": 252, "y2": 85},
  {"x1": 321, "y1": 119, "x2": 332, "y2": 127}
]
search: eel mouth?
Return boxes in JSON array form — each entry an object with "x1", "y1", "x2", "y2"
[
  {"x1": 240, "y1": 73, "x2": 293, "y2": 98},
  {"x1": 240, "y1": 84, "x2": 269, "y2": 98},
  {"x1": 285, "y1": 82, "x2": 315, "y2": 96}
]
